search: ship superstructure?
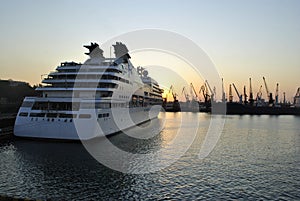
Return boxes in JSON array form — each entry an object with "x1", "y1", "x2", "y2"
[{"x1": 14, "y1": 42, "x2": 163, "y2": 140}]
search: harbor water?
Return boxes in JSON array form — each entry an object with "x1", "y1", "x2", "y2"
[{"x1": 0, "y1": 113, "x2": 299, "y2": 200}]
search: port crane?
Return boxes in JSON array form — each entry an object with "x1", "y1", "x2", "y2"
[
  {"x1": 182, "y1": 87, "x2": 190, "y2": 102},
  {"x1": 228, "y1": 84, "x2": 233, "y2": 102},
  {"x1": 249, "y1": 78, "x2": 254, "y2": 105},
  {"x1": 244, "y1": 86, "x2": 248, "y2": 104},
  {"x1": 256, "y1": 85, "x2": 263, "y2": 105},
  {"x1": 275, "y1": 83, "x2": 279, "y2": 105},
  {"x1": 294, "y1": 87, "x2": 300, "y2": 106},
  {"x1": 200, "y1": 83, "x2": 210, "y2": 103},
  {"x1": 232, "y1": 83, "x2": 243, "y2": 103},
  {"x1": 213, "y1": 87, "x2": 217, "y2": 100},
  {"x1": 205, "y1": 80, "x2": 214, "y2": 102},
  {"x1": 221, "y1": 78, "x2": 226, "y2": 102},
  {"x1": 296, "y1": 87, "x2": 300, "y2": 97},
  {"x1": 263, "y1": 77, "x2": 274, "y2": 105},
  {"x1": 190, "y1": 83, "x2": 199, "y2": 102},
  {"x1": 168, "y1": 85, "x2": 178, "y2": 102}
]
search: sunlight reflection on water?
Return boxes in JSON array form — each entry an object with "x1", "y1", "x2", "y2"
[{"x1": 0, "y1": 113, "x2": 299, "y2": 200}]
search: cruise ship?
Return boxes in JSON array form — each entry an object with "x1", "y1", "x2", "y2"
[{"x1": 14, "y1": 42, "x2": 163, "y2": 140}]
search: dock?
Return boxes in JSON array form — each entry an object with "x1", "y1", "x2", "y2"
[
  {"x1": 0, "y1": 114, "x2": 15, "y2": 140},
  {"x1": 0, "y1": 127, "x2": 14, "y2": 140}
]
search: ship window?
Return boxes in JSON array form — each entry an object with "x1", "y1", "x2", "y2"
[
  {"x1": 31, "y1": 102, "x2": 80, "y2": 111},
  {"x1": 98, "y1": 113, "x2": 109, "y2": 118},
  {"x1": 95, "y1": 103, "x2": 111, "y2": 109},
  {"x1": 100, "y1": 91, "x2": 113, "y2": 97},
  {"x1": 19, "y1": 112, "x2": 28, "y2": 117},
  {"x1": 79, "y1": 114, "x2": 91, "y2": 119},
  {"x1": 59, "y1": 113, "x2": 76, "y2": 118},
  {"x1": 29, "y1": 113, "x2": 45, "y2": 117},
  {"x1": 80, "y1": 102, "x2": 112, "y2": 109},
  {"x1": 105, "y1": 68, "x2": 122, "y2": 73},
  {"x1": 80, "y1": 102, "x2": 95, "y2": 109},
  {"x1": 21, "y1": 101, "x2": 34, "y2": 108},
  {"x1": 112, "y1": 103, "x2": 126, "y2": 108},
  {"x1": 46, "y1": 113, "x2": 58, "y2": 118},
  {"x1": 97, "y1": 83, "x2": 118, "y2": 88}
]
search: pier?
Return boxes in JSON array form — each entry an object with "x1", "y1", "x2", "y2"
[{"x1": 0, "y1": 114, "x2": 15, "y2": 140}]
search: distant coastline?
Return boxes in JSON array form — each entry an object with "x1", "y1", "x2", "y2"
[{"x1": 0, "y1": 79, "x2": 37, "y2": 114}]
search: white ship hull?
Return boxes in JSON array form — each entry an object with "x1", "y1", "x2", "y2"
[{"x1": 14, "y1": 106, "x2": 161, "y2": 140}]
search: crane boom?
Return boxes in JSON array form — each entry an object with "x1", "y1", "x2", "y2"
[
  {"x1": 182, "y1": 87, "x2": 190, "y2": 102},
  {"x1": 200, "y1": 85, "x2": 205, "y2": 98},
  {"x1": 190, "y1": 83, "x2": 198, "y2": 101},
  {"x1": 229, "y1": 84, "x2": 233, "y2": 102},
  {"x1": 213, "y1": 87, "x2": 217, "y2": 98},
  {"x1": 205, "y1": 80, "x2": 213, "y2": 95},
  {"x1": 263, "y1": 76, "x2": 274, "y2": 105},
  {"x1": 295, "y1": 87, "x2": 300, "y2": 97},
  {"x1": 168, "y1": 85, "x2": 173, "y2": 93},
  {"x1": 205, "y1": 80, "x2": 214, "y2": 102},
  {"x1": 256, "y1": 85, "x2": 263, "y2": 100},
  {"x1": 263, "y1": 77, "x2": 270, "y2": 99},
  {"x1": 200, "y1": 84, "x2": 210, "y2": 103},
  {"x1": 169, "y1": 85, "x2": 178, "y2": 101},
  {"x1": 232, "y1": 83, "x2": 240, "y2": 98},
  {"x1": 294, "y1": 87, "x2": 300, "y2": 105},
  {"x1": 232, "y1": 83, "x2": 242, "y2": 103}
]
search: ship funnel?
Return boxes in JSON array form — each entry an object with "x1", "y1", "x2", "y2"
[
  {"x1": 113, "y1": 42, "x2": 131, "y2": 62},
  {"x1": 83, "y1": 42, "x2": 105, "y2": 59},
  {"x1": 83, "y1": 42, "x2": 105, "y2": 65}
]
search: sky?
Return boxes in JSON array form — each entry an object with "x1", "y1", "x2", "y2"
[{"x1": 0, "y1": 0, "x2": 299, "y2": 101}]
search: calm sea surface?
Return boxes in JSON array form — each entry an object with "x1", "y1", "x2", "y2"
[{"x1": 0, "y1": 113, "x2": 299, "y2": 200}]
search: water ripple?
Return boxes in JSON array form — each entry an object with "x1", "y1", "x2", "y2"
[{"x1": 0, "y1": 114, "x2": 299, "y2": 200}]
